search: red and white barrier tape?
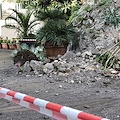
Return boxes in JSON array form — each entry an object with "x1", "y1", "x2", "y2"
[{"x1": 0, "y1": 87, "x2": 110, "y2": 120}]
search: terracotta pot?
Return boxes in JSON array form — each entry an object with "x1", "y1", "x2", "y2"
[
  {"x1": 9, "y1": 44, "x2": 16, "y2": 50},
  {"x1": 44, "y1": 42, "x2": 67, "y2": 57},
  {"x1": 16, "y1": 44, "x2": 19, "y2": 50},
  {"x1": 1, "y1": 43, "x2": 8, "y2": 49}
]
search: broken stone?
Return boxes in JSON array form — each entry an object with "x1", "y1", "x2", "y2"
[
  {"x1": 43, "y1": 63, "x2": 54, "y2": 74},
  {"x1": 109, "y1": 69, "x2": 119, "y2": 74},
  {"x1": 84, "y1": 105, "x2": 90, "y2": 109},
  {"x1": 23, "y1": 61, "x2": 31, "y2": 73},
  {"x1": 61, "y1": 51, "x2": 76, "y2": 62},
  {"x1": 85, "y1": 65, "x2": 96, "y2": 70},
  {"x1": 30, "y1": 60, "x2": 43, "y2": 75},
  {"x1": 76, "y1": 52, "x2": 81, "y2": 57},
  {"x1": 82, "y1": 51, "x2": 92, "y2": 59},
  {"x1": 59, "y1": 85, "x2": 62, "y2": 88}
]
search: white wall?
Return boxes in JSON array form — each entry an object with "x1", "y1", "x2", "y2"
[
  {"x1": 2, "y1": 2, "x2": 16, "y2": 11},
  {"x1": 0, "y1": 20, "x2": 5, "y2": 36}
]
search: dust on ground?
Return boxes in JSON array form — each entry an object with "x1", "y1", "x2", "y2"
[{"x1": 0, "y1": 49, "x2": 120, "y2": 120}]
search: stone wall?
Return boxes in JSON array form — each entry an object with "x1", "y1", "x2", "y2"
[{"x1": 72, "y1": 0, "x2": 120, "y2": 55}]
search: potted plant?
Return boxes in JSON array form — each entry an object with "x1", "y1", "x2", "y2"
[
  {"x1": 4, "y1": 9, "x2": 40, "y2": 48},
  {"x1": 8, "y1": 40, "x2": 16, "y2": 50},
  {"x1": 16, "y1": 40, "x2": 19, "y2": 50},
  {"x1": 36, "y1": 8, "x2": 76, "y2": 57},
  {"x1": 1, "y1": 39, "x2": 9, "y2": 49}
]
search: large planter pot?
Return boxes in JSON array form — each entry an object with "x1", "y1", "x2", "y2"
[
  {"x1": 18, "y1": 39, "x2": 36, "y2": 49},
  {"x1": 44, "y1": 42, "x2": 67, "y2": 57},
  {"x1": 8, "y1": 44, "x2": 16, "y2": 50},
  {"x1": 1, "y1": 43, "x2": 8, "y2": 49}
]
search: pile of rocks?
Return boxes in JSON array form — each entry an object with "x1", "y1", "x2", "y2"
[
  {"x1": 22, "y1": 51, "x2": 98, "y2": 76},
  {"x1": 20, "y1": 50, "x2": 120, "y2": 83}
]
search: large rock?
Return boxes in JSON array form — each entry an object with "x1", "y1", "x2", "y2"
[
  {"x1": 30, "y1": 60, "x2": 43, "y2": 75},
  {"x1": 23, "y1": 61, "x2": 31, "y2": 74},
  {"x1": 61, "y1": 51, "x2": 76, "y2": 62},
  {"x1": 43, "y1": 63, "x2": 54, "y2": 74}
]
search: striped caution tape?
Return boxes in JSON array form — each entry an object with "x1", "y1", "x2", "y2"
[{"x1": 0, "y1": 87, "x2": 110, "y2": 120}]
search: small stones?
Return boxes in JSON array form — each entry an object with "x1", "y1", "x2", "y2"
[
  {"x1": 49, "y1": 80, "x2": 54, "y2": 83},
  {"x1": 35, "y1": 91, "x2": 39, "y2": 94},
  {"x1": 70, "y1": 80, "x2": 74, "y2": 84},
  {"x1": 59, "y1": 85, "x2": 62, "y2": 88},
  {"x1": 103, "y1": 80, "x2": 111, "y2": 85},
  {"x1": 55, "y1": 93, "x2": 59, "y2": 96},
  {"x1": 84, "y1": 105, "x2": 90, "y2": 109}
]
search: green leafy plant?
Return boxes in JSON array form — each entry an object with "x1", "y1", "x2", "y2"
[
  {"x1": 11, "y1": 40, "x2": 16, "y2": 44},
  {"x1": 102, "y1": 7, "x2": 120, "y2": 28},
  {"x1": 11, "y1": 43, "x2": 45, "y2": 62},
  {"x1": 5, "y1": 9, "x2": 40, "y2": 39},
  {"x1": 7, "y1": 40, "x2": 11, "y2": 44},
  {"x1": 36, "y1": 8, "x2": 76, "y2": 46},
  {"x1": 82, "y1": 4, "x2": 91, "y2": 11},
  {"x1": 0, "y1": 40, "x2": 2, "y2": 43},
  {"x1": 2, "y1": 40, "x2": 8, "y2": 43},
  {"x1": 68, "y1": 5, "x2": 80, "y2": 23},
  {"x1": 36, "y1": 20, "x2": 76, "y2": 46},
  {"x1": 98, "y1": 0, "x2": 107, "y2": 6},
  {"x1": 10, "y1": 49, "x2": 18, "y2": 58},
  {"x1": 37, "y1": 8, "x2": 67, "y2": 21},
  {"x1": 96, "y1": 42, "x2": 120, "y2": 70}
]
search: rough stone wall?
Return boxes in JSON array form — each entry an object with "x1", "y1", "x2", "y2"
[{"x1": 72, "y1": 0, "x2": 120, "y2": 55}]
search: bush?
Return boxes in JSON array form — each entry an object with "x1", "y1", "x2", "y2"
[{"x1": 102, "y1": 7, "x2": 120, "y2": 28}]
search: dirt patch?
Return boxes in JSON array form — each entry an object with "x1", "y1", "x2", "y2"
[{"x1": 0, "y1": 49, "x2": 120, "y2": 120}]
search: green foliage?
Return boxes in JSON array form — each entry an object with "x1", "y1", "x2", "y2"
[
  {"x1": 7, "y1": 40, "x2": 11, "y2": 43},
  {"x1": 68, "y1": 5, "x2": 80, "y2": 23},
  {"x1": 96, "y1": 52, "x2": 118, "y2": 70},
  {"x1": 10, "y1": 49, "x2": 18, "y2": 58},
  {"x1": 102, "y1": 7, "x2": 120, "y2": 28},
  {"x1": 37, "y1": 8, "x2": 67, "y2": 21},
  {"x1": 77, "y1": 16, "x2": 85, "y2": 23},
  {"x1": 94, "y1": 0, "x2": 99, "y2": 4},
  {"x1": 81, "y1": 4, "x2": 91, "y2": 11},
  {"x1": 96, "y1": 42, "x2": 120, "y2": 70},
  {"x1": 23, "y1": 33, "x2": 36, "y2": 39},
  {"x1": 32, "y1": 0, "x2": 81, "y2": 17},
  {"x1": 20, "y1": 43, "x2": 29, "y2": 50},
  {"x1": 36, "y1": 20, "x2": 76, "y2": 46},
  {"x1": 0, "y1": 40, "x2": 3, "y2": 43},
  {"x1": 11, "y1": 40, "x2": 16, "y2": 44},
  {"x1": 11, "y1": 43, "x2": 45, "y2": 61},
  {"x1": 5, "y1": 9, "x2": 39, "y2": 39},
  {"x1": 36, "y1": 8, "x2": 76, "y2": 46},
  {"x1": 98, "y1": 0, "x2": 107, "y2": 6},
  {"x1": 29, "y1": 45, "x2": 45, "y2": 61},
  {"x1": 2, "y1": 40, "x2": 8, "y2": 43}
]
